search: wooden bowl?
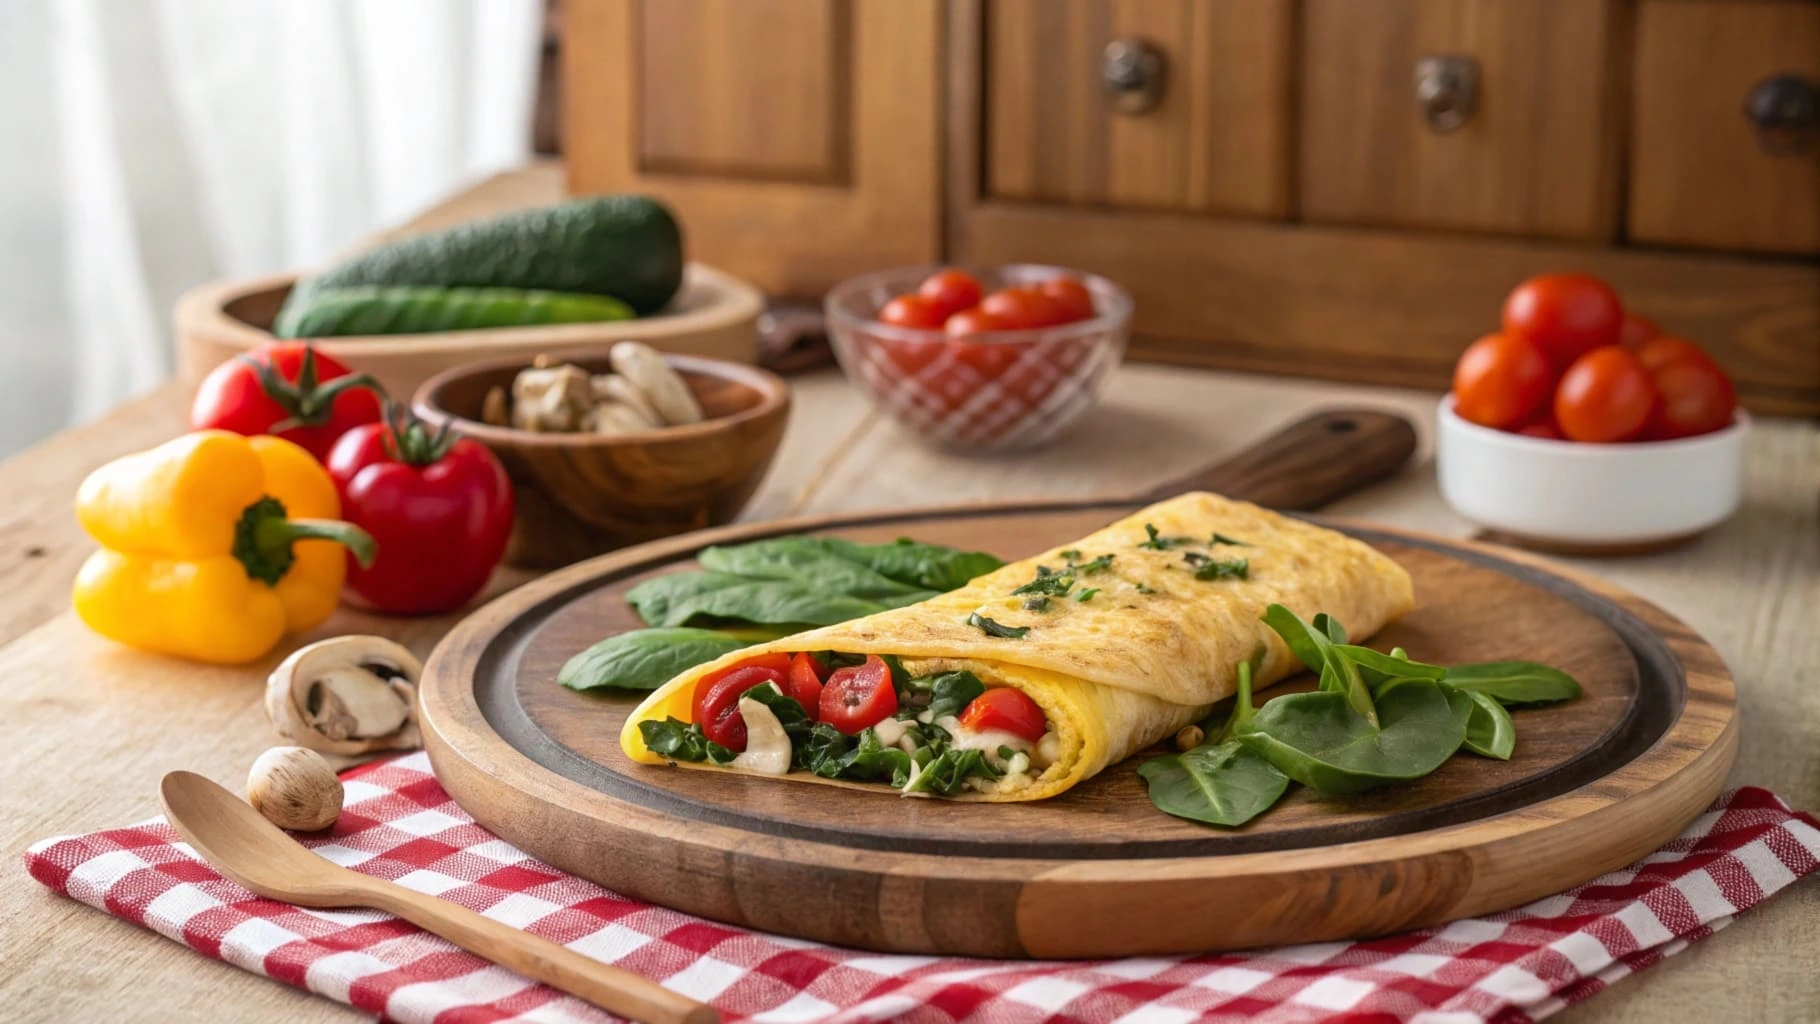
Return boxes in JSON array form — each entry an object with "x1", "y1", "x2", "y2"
[
  {"x1": 413, "y1": 353, "x2": 790, "y2": 569},
  {"x1": 175, "y1": 264, "x2": 765, "y2": 400}
]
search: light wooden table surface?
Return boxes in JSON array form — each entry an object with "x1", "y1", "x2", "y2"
[{"x1": 4, "y1": 175, "x2": 1816, "y2": 1023}]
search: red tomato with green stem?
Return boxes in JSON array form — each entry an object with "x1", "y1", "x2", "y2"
[
  {"x1": 958, "y1": 687, "x2": 1048, "y2": 743},
  {"x1": 1451, "y1": 332, "x2": 1555, "y2": 429},
  {"x1": 819, "y1": 655, "x2": 898, "y2": 735},
  {"x1": 192, "y1": 342, "x2": 384, "y2": 460},
  {"x1": 1554, "y1": 347, "x2": 1659, "y2": 443},
  {"x1": 325, "y1": 406, "x2": 514, "y2": 615},
  {"x1": 1501, "y1": 274, "x2": 1624, "y2": 368},
  {"x1": 917, "y1": 269, "x2": 984, "y2": 319},
  {"x1": 1037, "y1": 277, "x2": 1095, "y2": 323}
]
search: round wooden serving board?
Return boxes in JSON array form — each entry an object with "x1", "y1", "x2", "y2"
[{"x1": 420, "y1": 504, "x2": 1738, "y2": 959}]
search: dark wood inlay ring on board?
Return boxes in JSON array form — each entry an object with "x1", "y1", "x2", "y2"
[{"x1": 420, "y1": 502, "x2": 1738, "y2": 958}]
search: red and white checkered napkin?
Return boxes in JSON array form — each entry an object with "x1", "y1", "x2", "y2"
[{"x1": 25, "y1": 753, "x2": 1820, "y2": 1024}]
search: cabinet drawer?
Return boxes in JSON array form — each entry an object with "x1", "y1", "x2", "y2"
[
  {"x1": 984, "y1": 0, "x2": 1294, "y2": 217},
  {"x1": 1629, "y1": 1, "x2": 1820, "y2": 255},
  {"x1": 1300, "y1": 0, "x2": 1623, "y2": 240}
]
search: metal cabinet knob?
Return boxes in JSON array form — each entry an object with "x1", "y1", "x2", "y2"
[
  {"x1": 1415, "y1": 55, "x2": 1480, "y2": 134},
  {"x1": 1745, "y1": 74, "x2": 1818, "y2": 155},
  {"x1": 1102, "y1": 38, "x2": 1165, "y2": 115}
]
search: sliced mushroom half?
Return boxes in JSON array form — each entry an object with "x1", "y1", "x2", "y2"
[{"x1": 265, "y1": 636, "x2": 424, "y2": 755}]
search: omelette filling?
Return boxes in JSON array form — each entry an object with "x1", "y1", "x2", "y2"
[{"x1": 635, "y1": 652, "x2": 1069, "y2": 797}]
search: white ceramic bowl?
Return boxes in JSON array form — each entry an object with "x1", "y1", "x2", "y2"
[{"x1": 1436, "y1": 396, "x2": 1749, "y2": 549}]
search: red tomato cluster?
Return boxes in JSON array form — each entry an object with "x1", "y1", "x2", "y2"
[
  {"x1": 878, "y1": 269, "x2": 1098, "y2": 336},
  {"x1": 1452, "y1": 274, "x2": 1737, "y2": 444},
  {"x1": 191, "y1": 341, "x2": 514, "y2": 614},
  {"x1": 691, "y1": 653, "x2": 1050, "y2": 753}
]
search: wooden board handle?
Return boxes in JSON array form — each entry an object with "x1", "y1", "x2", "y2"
[
  {"x1": 361, "y1": 879, "x2": 718, "y2": 1024},
  {"x1": 1137, "y1": 409, "x2": 1418, "y2": 510}
]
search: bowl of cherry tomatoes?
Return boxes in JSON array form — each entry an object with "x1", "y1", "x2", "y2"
[
  {"x1": 823, "y1": 264, "x2": 1132, "y2": 451},
  {"x1": 1438, "y1": 273, "x2": 1748, "y2": 550}
]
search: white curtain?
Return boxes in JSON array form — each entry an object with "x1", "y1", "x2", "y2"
[{"x1": 0, "y1": 0, "x2": 543, "y2": 456}]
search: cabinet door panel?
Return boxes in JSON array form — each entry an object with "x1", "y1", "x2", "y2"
[
  {"x1": 638, "y1": 0, "x2": 848, "y2": 184},
  {"x1": 1300, "y1": 0, "x2": 1623, "y2": 241},
  {"x1": 986, "y1": 0, "x2": 1294, "y2": 217},
  {"x1": 566, "y1": 0, "x2": 940, "y2": 299},
  {"x1": 1630, "y1": 1, "x2": 1820, "y2": 255}
]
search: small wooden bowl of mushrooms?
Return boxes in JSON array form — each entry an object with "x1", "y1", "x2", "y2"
[{"x1": 414, "y1": 342, "x2": 790, "y2": 567}]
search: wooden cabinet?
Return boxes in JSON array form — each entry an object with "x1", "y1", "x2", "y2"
[
  {"x1": 1630, "y1": 0, "x2": 1820, "y2": 255},
  {"x1": 566, "y1": 0, "x2": 1820, "y2": 415},
  {"x1": 1300, "y1": 0, "x2": 1624, "y2": 241},
  {"x1": 985, "y1": 0, "x2": 1294, "y2": 217},
  {"x1": 564, "y1": 0, "x2": 942, "y2": 297}
]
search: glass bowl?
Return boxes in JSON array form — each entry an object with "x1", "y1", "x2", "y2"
[{"x1": 823, "y1": 264, "x2": 1132, "y2": 452}]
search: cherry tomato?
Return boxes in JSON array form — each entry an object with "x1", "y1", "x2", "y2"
[
  {"x1": 950, "y1": 339, "x2": 1020, "y2": 377},
  {"x1": 192, "y1": 342, "x2": 383, "y2": 460},
  {"x1": 1645, "y1": 351, "x2": 1737, "y2": 440},
  {"x1": 1036, "y1": 277, "x2": 1095, "y2": 323},
  {"x1": 958, "y1": 687, "x2": 1048, "y2": 743},
  {"x1": 980, "y1": 287, "x2": 1064, "y2": 329},
  {"x1": 785, "y1": 653, "x2": 827, "y2": 719},
  {"x1": 1554, "y1": 347, "x2": 1659, "y2": 443},
  {"x1": 1514, "y1": 417, "x2": 1564, "y2": 441},
  {"x1": 917, "y1": 269, "x2": 985, "y2": 319},
  {"x1": 1501, "y1": 274, "x2": 1624, "y2": 368},
  {"x1": 1618, "y1": 312, "x2": 1661, "y2": 350},
  {"x1": 1632, "y1": 336, "x2": 1717, "y2": 375},
  {"x1": 1451, "y1": 332, "x2": 1555, "y2": 429},
  {"x1": 692, "y1": 656, "x2": 792, "y2": 751},
  {"x1": 944, "y1": 308, "x2": 1010, "y2": 337},
  {"x1": 819, "y1": 655, "x2": 898, "y2": 735},
  {"x1": 879, "y1": 294, "x2": 948, "y2": 329}
]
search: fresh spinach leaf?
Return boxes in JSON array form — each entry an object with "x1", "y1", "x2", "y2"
[
  {"x1": 967, "y1": 612, "x2": 1030, "y2": 639},
  {"x1": 1235, "y1": 678, "x2": 1464, "y2": 794},
  {"x1": 558, "y1": 627, "x2": 759, "y2": 692},
  {"x1": 1138, "y1": 739, "x2": 1290, "y2": 827},
  {"x1": 638, "y1": 718, "x2": 736, "y2": 764},
  {"x1": 1440, "y1": 661, "x2": 1584, "y2": 706},
  {"x1": 626, "y1": 571, "x2": 897, "y2": 628},
  {"x1": 910, "y1": 670, "x2": 987, "y2": 720},
  {"x1": 843, "y1": 728, "x2": 915, "y2": 786},
  {"x1": 796, "y1": 722, "x2": 854, "y2": 777},
  {"x1": 1313, "y1": 613, "x2": 1348, "y2": 644},
  {"x1": 1339, "y1": 645, "x2": 1446, "y2": 687},
  {"x1": 822, "y1": 537, "x2": 1003, "y2": 592},
  {"x1": 1261, "y1": 603, "x2": 1335, "y2": 674},
  {"x1": 698, "y1": 538, "x2": 935, "y2": 602},
  {"x1": 902, "y1": 748, "x2": 1000, "y2": 796},
  {"x1": 1454, "y1": 688, "x2": 1516, "y2": 759}
]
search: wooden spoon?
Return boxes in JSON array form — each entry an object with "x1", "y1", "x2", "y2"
[{"x1": 159, "y1": 770, "x2": 718, "y2": 1024}]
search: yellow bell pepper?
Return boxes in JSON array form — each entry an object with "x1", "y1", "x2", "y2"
[{"x1": 72, "y1": 430, "x2": 377, "y2": 664}]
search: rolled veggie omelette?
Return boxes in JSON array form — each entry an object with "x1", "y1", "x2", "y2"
[{"x1": 621, "y1": 492, "x2": 1414, "y2": 801}]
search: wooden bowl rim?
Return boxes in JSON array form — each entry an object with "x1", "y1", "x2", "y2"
[
  {"x1": 411, "y1": 351, "x2": 791, "y2": 448},
  {"x1": 175, "y1": 264, "x2": 766, "y2": 354}
]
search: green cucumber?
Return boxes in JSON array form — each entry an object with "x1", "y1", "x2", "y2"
[
  {"x1": 284, "y1": 194, "x2": 685, "y2": 316},
  {"x1": 273, "y1": 286, "x2": 634, "y2": 338}
]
